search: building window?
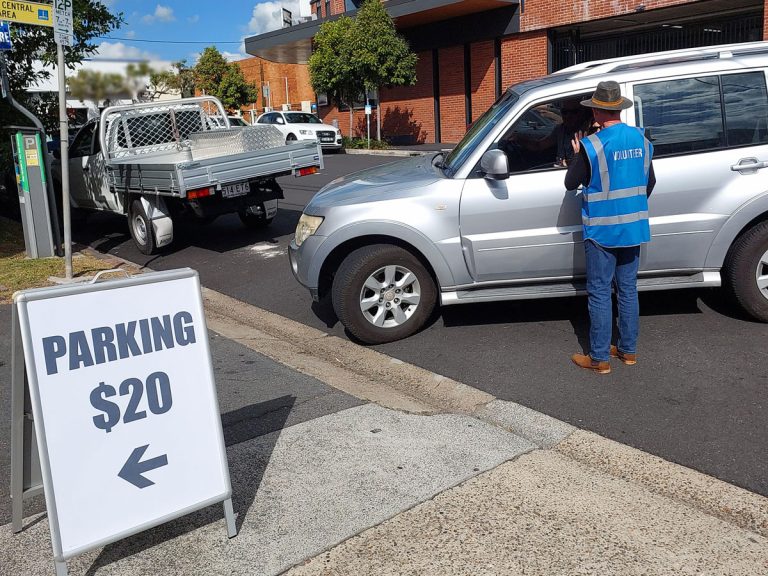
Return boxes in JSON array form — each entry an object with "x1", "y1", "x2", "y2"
[
  {"x1": 325, "y1": 0, "x2": 331, "y2": 17},
  {"x1": 345, "y1": 0, "x2": 363, "y2": 11}
]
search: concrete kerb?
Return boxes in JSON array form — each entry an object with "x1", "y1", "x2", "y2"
[{"x1": 201, "y1": 287, "x2": 768, "y2": 539}]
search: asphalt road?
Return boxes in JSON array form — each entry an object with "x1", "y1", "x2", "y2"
[{"x1": 71, "y1": 153, "x2": 768, "y2": 497}]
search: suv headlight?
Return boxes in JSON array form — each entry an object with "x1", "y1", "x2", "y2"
[
  {"x1": 295, "y1": 214, "x2": 324, "y2": 247},
  {"x1": 299, "y1": 129, "x2": 313, "y2": 136}
]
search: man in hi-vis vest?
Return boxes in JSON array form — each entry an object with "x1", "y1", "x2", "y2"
[{"x1": 565, "y1": 81, "x2": 656, "y2": 375}]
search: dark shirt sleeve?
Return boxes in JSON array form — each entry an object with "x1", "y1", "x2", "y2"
[
  {"x1": 564, "y1": 147, "x2": 589, "y2": 190},
  {"x1": 647, "y1": 161, "x2": 656, "y2": 197}
]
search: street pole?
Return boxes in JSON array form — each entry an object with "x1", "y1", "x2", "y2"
[{"x1": 57, "y1": 43, "x2": 72, "y2": 279}]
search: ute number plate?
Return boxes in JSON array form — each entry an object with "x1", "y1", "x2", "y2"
[{"x1": 222, "y1": 182, "x2": 249, "y2": 198}]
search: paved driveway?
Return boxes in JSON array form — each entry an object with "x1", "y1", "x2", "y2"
[{"x1": 72, "y1": 153, "x2": 768, "y2": 497}]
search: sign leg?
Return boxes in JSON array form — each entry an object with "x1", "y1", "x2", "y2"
[
  {"x1": 223, "y1": 498, "x2": 238, "y2": 538},
  {"x1": 54, "y1": 560, "x2": 68, "y2": 576},
  {"x1": 11, "y1": 304, "x2": 25, "y2": 533}
]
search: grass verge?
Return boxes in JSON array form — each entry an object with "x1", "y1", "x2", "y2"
[{"x1": 0, "y1": 216, "x2": 121, "y2": 303}]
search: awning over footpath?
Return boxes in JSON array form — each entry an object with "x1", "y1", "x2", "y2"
[{"x1": 244, "y1": 0, "x2": 520, "y2": 63}]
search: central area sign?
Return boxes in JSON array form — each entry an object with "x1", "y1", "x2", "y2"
[
  {"x1": 12, "y1": 269, "x2": 236, "y2": 574},
  {"x1": 0, "y1": 1, "x2": 53, "y2": 27}
]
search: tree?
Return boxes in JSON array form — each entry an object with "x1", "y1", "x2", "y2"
[
  {"x1": 308, "y1": 0, "x2": 417, "y2": 138},
  {"x1": 193, "y1": 47, "x2": 258, "y2": 111},
  {"x1": 68, "y1": 69, "x2": 129, "y2": 102},
  {"x1": 149, "y1": 61, "x2": 196, "y2": 100},
  {"x1": 68, "y1": 63, "x2": 155, "y2": 106},
  {"x1": 352, "y1": 0, "x2": 417, "y2": 95},
  {"x1": 308, "y1": 15, "x2": 362, "y2": 137}
]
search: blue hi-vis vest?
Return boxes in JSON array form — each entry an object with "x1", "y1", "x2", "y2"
[{"x1": 581, "y1": 124, "x2": 653, "y2": 248}]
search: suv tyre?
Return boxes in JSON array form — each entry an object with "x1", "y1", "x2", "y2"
[
  {"x1": 332, "y1": 244, "x2": 437, "y2": 344},
  {"x1": 724, "y1": 220, "x2": 768, "y2": 321}
]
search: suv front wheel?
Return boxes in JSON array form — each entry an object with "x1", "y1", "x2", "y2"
[
  {"x1": 332, "y1": 244, "x2": 437, "y2": 344},
  {"x1": 724, "y1": 220, "x2": 768, "y2": 321}
]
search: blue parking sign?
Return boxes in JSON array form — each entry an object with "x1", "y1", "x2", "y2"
[{"x1": 0, "y1": 22, "x2": 11, "y2": 51}]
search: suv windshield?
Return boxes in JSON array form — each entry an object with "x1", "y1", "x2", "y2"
[
  {"x1": 285, "y1": 113, "x2": 322, "y2": 124},
  {"x1": 443, "y1": 90, "x2": 519, "y2": 176}
]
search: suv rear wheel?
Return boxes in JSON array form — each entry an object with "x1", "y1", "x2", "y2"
[
  {"x1": 332, "y1": 244, "x2": 437, "y2": 344},
  {"x1": 724, "y1": 220, "x2": 768, "y2": 321}
]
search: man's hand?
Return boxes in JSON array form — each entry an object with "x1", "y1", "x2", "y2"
[{"x1": 571, "y1": 130, "x2": 586, "y2": 155}]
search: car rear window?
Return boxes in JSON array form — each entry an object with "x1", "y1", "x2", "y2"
[{"x1": 633, "y1": 71, "x2": 768, "y2": 157}]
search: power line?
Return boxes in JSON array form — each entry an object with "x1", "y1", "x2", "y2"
[{"x1": 98, "y1": 35, "x2": 243, "y2": 44}]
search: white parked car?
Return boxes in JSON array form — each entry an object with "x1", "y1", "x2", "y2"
[{"x1": 255, "y1": 111, "x2": 343, "y2": 151}]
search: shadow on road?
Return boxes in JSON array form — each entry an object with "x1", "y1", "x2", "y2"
[{"x1": 75, "y1": 209, "x2": 302, "y2": 258}]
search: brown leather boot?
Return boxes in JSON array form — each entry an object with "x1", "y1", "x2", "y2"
[
  {"x1": 571, "y1": 353, "x2": 611, "y2": 374},
  {"x1": 610, "y1": 345, "x2": 637, "y2": 365}
]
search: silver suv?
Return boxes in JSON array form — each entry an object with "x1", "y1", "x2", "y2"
[{"x1": 290, "y1": 41, "x2": 768, "y2": 343}]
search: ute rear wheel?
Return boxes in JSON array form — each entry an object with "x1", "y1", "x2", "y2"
[
  {"x1": 129, "y1": 199, "x2": 157, "y2": 255},
  {"x1": 332, "y1": 244, "x2": 437, "y2": 344},
  {"x1": 724, "y1": 220, "x2": 768, "y2": 321}
]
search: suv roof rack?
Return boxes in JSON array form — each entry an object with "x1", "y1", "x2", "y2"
[{"x1": 561, "y1": 41, "x2": 768, "y2": 78}]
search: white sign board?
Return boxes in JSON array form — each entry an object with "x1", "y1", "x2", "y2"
[
  {"x1": 53, "y1": 0, "x2": 73, "y2": 46},
  {"x1": 15, "y1": 269, "x2": 232, "y2": 561}
]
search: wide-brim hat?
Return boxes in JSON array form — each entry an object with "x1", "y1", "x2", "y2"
[{"x1": 581, "y1": 80, "x2": 633, "y2": 110}]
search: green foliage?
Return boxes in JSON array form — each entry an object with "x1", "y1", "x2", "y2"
[
  {"x1": 68, "y1": 69, "x2": 130, "y2": 101},
  {"x1": 193, "y1": 47, "x2": 258, "y2": 111},
  {"x1": 308, "y1": 0, "x2": 416, "y2": 137},
  {"x1": 308, "y1": 16, "x2": 362, "y2": 111},
  {"x1": 149, "y1": 61, "x2": 196, "y2": 99},
  {"x1": 193, "y1": 47, "x2": 229, "y2": 97},
  {"x1": 342, "y1": 136, "x2": 389, "y2": 150},
  {"x1": 352, "y1": 0, "x2": 417, "y2": 92}
]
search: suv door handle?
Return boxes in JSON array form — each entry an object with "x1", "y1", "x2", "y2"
[{"x1": 731, "y1": 157, "x2": 768, "y2": 173}]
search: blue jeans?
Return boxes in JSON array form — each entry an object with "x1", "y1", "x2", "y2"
[{"x1": 584, "y1": 240, "x2": 641, "y2": 362}]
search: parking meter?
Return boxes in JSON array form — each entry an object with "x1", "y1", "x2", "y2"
[{"x1": 12, "y1": 130, "x2": 55, "y2": 258}]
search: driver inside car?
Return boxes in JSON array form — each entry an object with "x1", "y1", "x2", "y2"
[{"x1": 500, "y1": 97, "x2": 597, "y2": 170}]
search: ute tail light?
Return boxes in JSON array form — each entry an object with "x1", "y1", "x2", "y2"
[
  {"x1": 187, "y1": 187, "x2": 213, "y2": 199},
  {"x1": 296, "y1": 166, "x2": 319, "y2": 178}
]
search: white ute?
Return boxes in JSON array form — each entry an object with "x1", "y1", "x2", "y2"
[{"x1": 53, "y1": 96, "x2": 323, "y2": 254}]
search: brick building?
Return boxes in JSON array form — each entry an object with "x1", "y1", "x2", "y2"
[
  {"x1": 233, "y1": 57, "x2": 315, "y2": 123},
  {"x1": 245, "y1": 0, "x2": 767, "y2": 143}
]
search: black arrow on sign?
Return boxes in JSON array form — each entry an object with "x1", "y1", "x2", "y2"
[{"x1": 118, "y1": 445, "x2": 168, "y2": 489}]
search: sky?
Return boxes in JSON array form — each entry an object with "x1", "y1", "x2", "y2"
[{"x1": 92, "y1": 0, "x2": 312, "y2": 65}]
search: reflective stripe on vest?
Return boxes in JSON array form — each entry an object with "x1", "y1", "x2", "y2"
[{"x1": 581, "y1": 124, "x2": 653, "y2": 247}]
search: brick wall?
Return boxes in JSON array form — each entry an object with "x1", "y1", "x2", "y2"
[
  {"x1": 379, "y1": 50, "x2": 435, "y2": 144},
  {"x1": 438, "y1": 45, "x2": 466, "y2": 143},
  {"x1": 470, "y1": 40, "x2": 496, "y2": 122},
  {"x1": 331, "y1": 0, "x2": 346, "y2": 15},
  {"x1": 765, "y1": 0, "x2": 768, "y2": 40},
  {"x1": 236, "y1": 57, "x2": 315, "y2": 117},
  {"x1": 500, "y1": 31, "x2": 548, "y2": 91},
  {"x1": 520, "y1": 0, "x2": 700, "y2": 32}
]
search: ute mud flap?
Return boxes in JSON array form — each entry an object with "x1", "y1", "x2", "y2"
[{"x1": 139, "y1": 196, "x2": 174, "y2": 248}]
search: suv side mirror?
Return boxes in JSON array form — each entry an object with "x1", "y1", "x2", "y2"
[{"x1": 480, "y1": 149, "x2": 509, "y2": 180}]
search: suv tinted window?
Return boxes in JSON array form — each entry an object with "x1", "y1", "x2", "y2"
[
  {"x1": 722, "y1": 72, "x2": 768, "y2": 147},
  {"x1": 634, "y1": 76, "x2": 723, "y2": 157}
]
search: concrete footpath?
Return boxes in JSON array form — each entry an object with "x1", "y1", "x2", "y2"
[{"x1": 2, "y1": 289, "x2": 768, "y2": 575}]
